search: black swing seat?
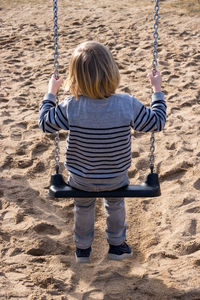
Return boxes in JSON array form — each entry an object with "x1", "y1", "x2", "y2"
[{"x1": 49, "y1": 172, "x2": 161, "y2": 198}]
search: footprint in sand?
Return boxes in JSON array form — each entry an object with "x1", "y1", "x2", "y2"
[
  {"x1": 11, "y1": 122, "x2": 28, "y2": 129},
  {"x1": 148, "y1": 251, "x2": 178, "y2": 261},
  {"x1": 0, "y1": 230, "x2": 10, "y2": 243},
  {"x1": 10, "y1": 130, "x2": 22, "y2": 141},
  {"x1": 0, "y1": 97, "x2": 9, "y2": 103},
  {"x1": 128, "y1": 169, "x2": 137, "y2": 179},
  {"x1": 31, "y1": 274, "x2": 67, "y2": 291},
  {"x1": 165, "y1": 141, "x2": 176, "y2": 150},
  {"x1": 33, "y1": 222, "x2": 61, "y2": 235},
  {"x1": 30, "y1": 161, "x2": 45, "y2": 174},
  {"x1": 26, "y1": 236, "x2": 69, "y2": 256},
  {"x1": 184, "y1": 242, "x2": 200, "y2": 255},
  {"x1": 82, "y1": 289, "x2": 104, "y2": 300},
  {"x1": 160, "y1": 161, "x2": 193, "y2": 181},
  {"x1": 185, "y1": 61, "x2": 198, "y2": 68},
  {"x1": 20, "y1": 80, "x2": 34, "y2": 88},
  {"x1": 7, "y1": 58, "x2": 21, "y2": 65},
  {"x1": 17, "y1": 159, "x2": 33, "y2": 169},
  {"x1": 16, "y1": 143, "x2": 29, "y2": 156},
  {"x1": 175, "y1": 241, "x2": 200, "y2": 256},
  {"x1": 186, "y1": 207, "x2": 200, "y2": 214},
  {"x1": 31, "y1": 141, "x2": 50, "y2": 157},
  {"x1": 9, "y1": 247, "x2": 23, "y2": 257},
  {"x1": 132, "y1": 150, "x2": 140, "y2": 158},
  {"x1": 135, "y1": 158, "x2": 149, "y2": 171},
  {"x1": 179, "y1": 197, "x2": 195, "y2": 207},
  {"x1": 167, "y1": 93, "x2": 178, "y2": 102},
  {"x1": 0, "y1": 156, "x2": 14, "y2": 170},
  {"x1": 3, "y1": 119, "x2": 13, "y2": 125}
]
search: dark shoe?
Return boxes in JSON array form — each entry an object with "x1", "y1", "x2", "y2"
[
  {"x1": 75, "y1": 246, "x2": 92, "y2": 263},
  {"x1": 108, "y1": 242, "x2": 132, "y2": 260}
]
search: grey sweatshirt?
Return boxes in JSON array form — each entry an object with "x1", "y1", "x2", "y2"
[{"x1": 39, "y1": 92, "x2": 166, "y2": 180}]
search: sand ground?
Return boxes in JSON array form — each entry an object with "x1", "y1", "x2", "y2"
[{"x1": 0, "y1": 0, "x2": 200, "y2": 299}]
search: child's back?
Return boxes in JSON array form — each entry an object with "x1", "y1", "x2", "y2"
[{"x1": 40, "y1": 89, "x2": 165, "y2": 190}]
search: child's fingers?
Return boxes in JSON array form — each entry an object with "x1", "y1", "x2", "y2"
[
  {"x1": 53, "y1": 74, "x2": 60, "y2": 80},
  {"x1": 57, "y1": 78, "x2": 64, "y2": 87},
  {"x1": 153, "y1": 70, "x2": 160, "y2": 77},
  {"x1": 51, "y1": 75, "x2": 63, "y2": 84},
  {"x1": 48, "y1": 74, "x2": 63, "y2": 95},
  {"x1": 147, "y1": 73, "x2": 154, "y2": 81},
  {"x1": 147, "y1": 70, "x2": 159, "y2": 77},
  {"x1": 147, "y1": 73, "x2": 152, "y2": 79}
]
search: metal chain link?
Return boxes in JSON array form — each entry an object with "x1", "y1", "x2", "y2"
[
  {"x1": 150, "y1": 0, "x2": 159, "y2": 173},
  {"x1": 53, "y1": 0, "x2": 60, "y2": 174}
]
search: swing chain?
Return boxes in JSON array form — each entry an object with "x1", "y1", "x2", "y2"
[
  {"x1": 53, "y1": 0, "x2": 59, "y2": 80},
  {"x1": 152, "y1": 0, "x2": 159, "y2": 75},
  {"x1": 150, "y1": 0, "x2": 159, "y2": 173},
  {"x1": 150, "y1": 133, "x2": 155, "y2": 173},
  {"x1": 53, "y1": 0, "x2": 60, "y2": 174}
]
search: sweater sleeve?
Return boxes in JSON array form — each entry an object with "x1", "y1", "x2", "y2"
[
  {"x1": 131, "y1": 92, "x2": 166, "y2": 132},
  {"x1": 38, "y1": 93, "x2": 69, "y2": 133}
]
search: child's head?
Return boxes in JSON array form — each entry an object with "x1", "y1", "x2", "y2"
[{"x1": 67, "y1": 41, "x2": 120, "y2": 99}]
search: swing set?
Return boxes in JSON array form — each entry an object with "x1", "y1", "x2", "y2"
[{"x1": 48, "y1": 0, "x2": 161, "y2": 198}]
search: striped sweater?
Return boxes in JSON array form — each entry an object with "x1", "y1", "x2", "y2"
[{"x1": 39, "y1": 92, "x2": 166, "y2": 179}]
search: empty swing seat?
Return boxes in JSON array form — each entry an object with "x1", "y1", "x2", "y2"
[{"x1": 49, "y1": 172, "x2": 161, "y2": 198}]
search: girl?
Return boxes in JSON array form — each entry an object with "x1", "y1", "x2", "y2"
[{"x1": 39, "y1": 41, "x2": 166, "y2": 263}]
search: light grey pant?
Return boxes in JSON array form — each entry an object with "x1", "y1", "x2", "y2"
[
  {"x1": 73, "y1": 197, "x2": 126, "y2": 249},
  {"x1": 69, "y1": 172, "x2": 129, "y2": 249}
]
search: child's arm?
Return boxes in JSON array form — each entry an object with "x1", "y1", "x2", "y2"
[
  {"x1": 131, "y1": 71, "x2": 166, "y2": 132},
  {"x1": 38, "y1": 76, "x2": 69, "y2": 133}
]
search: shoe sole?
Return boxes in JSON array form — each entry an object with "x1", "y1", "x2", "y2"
[
  {"x1": 75, "y1": 255, "x2": 90, "y2": 263},
  {"x1": 108, "y1": 252, "x2": 133, "y2": 261},
  {"x1": 75, "y1": 249, "x2": 92, "y2": 263}
]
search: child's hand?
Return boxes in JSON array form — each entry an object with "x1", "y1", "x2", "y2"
[
  {"x1": 48, "y1": 75, "x2": 63, "y2": 96},
  {"x1": 148, "y1": 70, "x2": 162, "y2": 93}
]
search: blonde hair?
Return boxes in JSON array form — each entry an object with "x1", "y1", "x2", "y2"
[{"x1": 66, "y1": 41, "x2": 120, "y2": 99}]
